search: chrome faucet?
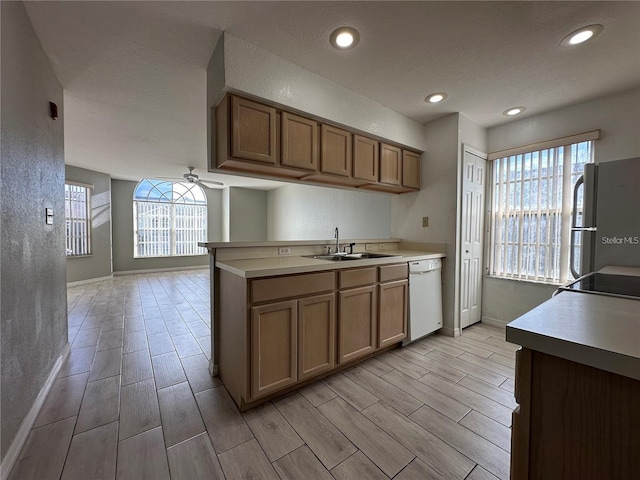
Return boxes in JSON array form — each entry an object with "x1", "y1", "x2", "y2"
[{"x1": 334, "y1": 227, "x2": 339, "y2": 254}]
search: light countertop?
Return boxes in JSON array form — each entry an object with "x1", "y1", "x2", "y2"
[
  {"x1": 216, "y1": 250, "x2": 445, "y2": 278},
  {"x1": 506, "y1": 290, "x2": 640, "y2": 380}
]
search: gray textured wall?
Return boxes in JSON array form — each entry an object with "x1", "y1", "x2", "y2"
[
  {"x1": 1, "y1": 1, "x2": 68, "y2": 460},
  {"x1": 111, "y1": 179, "x2": 222, "y2": 272},
  {"x1": 65, "y1": 165, "x2": 113, "y2": 283}
]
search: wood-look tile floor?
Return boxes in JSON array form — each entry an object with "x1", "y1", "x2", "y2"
[{"x1": 9, "y1": 269, "x2": 517, "y2": 480}]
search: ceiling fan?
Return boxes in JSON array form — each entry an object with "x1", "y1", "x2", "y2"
[{"x1": 158, "y1": 167, "x2": 224, "y2": 189}]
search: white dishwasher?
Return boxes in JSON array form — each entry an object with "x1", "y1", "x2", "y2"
[{"x1": 405, "y1": 258, "x2": 443, "y2": 343}]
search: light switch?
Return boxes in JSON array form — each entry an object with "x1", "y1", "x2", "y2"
[
  {"x1": 46, "y1": 208, "x2": 54, "y2": 225},
  {"x1": 422, "y1": 216, "x2": 429, "y2": 227}
]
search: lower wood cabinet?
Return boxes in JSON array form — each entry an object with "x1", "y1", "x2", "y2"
[
  {"x1": 511, "y1": 347, "x2": 640, "y2": 479},
  {"x1": 338, "y1": 285, "x2": 377, "y2": 364},
  {"x1": 298, "y1": 293, "x2": 335, "y2": 380},
  {"x1": 219, "y1": 263, "x2": 409, "y2": 409},
  {"x1": 378, "y1": 279, "x2": 408, "y2": 347},
  {"x1": 250, "y1": 301, "x2": 298, "y2": 399}
]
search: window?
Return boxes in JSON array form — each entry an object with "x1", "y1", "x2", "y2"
[
  {"x1": 489, "y1": 139, "x2": 594, "y2": 284},
  {"x1": 65, "y1": 182, "x2": 92, "y2": 256},
  {"x1": 133, "y1": 179, "x2": 207, "y2": 258}
]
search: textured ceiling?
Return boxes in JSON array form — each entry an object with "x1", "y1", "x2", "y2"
[{"x1": 24, "y1": 1, "x2": 640, "y2": 185}]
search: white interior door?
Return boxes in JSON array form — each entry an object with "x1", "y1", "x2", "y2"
[{"x1": 460, "y1": 149, "x2": 486, "y2": 329}]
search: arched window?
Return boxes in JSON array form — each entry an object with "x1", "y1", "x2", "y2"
[{"x1": 133, "y1": 179, "x2": 207, "y2": 258}]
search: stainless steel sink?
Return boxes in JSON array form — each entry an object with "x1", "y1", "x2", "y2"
[{"x1": 304, "y1": 252, "x2": 401, "y2": 262}]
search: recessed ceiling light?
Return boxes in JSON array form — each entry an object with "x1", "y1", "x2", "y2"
[
  {"x1": 561, "y1": 24, "x2": 603, "y2": 47},
  {"x1": 424, "y1": 92, "x2": 448, "y2": 104},
  {"x1": 330, "y1": 27, "x2": 360, "y2": 50},
  {"x1": 503, "y1": 106, "x2": 526, "y2": 116}
]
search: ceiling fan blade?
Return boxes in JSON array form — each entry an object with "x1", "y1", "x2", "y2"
[
  {"x1": 156, "y1": 176, "x2": 184, "y2": 181},
  {"x1": 197, "y1": 179, "x2": 224, "y2": 187}
]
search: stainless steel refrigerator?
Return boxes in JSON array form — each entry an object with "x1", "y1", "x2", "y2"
[{"x1": 571, "y1": 157, "x2": 640, "y2": 277}]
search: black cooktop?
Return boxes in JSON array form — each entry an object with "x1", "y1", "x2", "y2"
[{"x1": 560, "y1": 273, "x2": 640, "y2": 299}]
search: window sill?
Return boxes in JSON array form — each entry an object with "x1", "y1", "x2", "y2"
[
  {"x1": 67, "y1": 254, "x2": 93, "y2": 259},
  {"x1": 133, "y1": 254, "x2": 208, "y2": 259},
  {"x1": 484, "y1": 274, "x2": 563, "y2": 287}
]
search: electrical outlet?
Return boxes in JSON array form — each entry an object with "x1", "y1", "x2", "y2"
[
  {"x1": 278, "y1": 247, "x2": 291, "y2": 255},
  {"x1": 422, "y1": 216, "x2": 429, "y2": 227},
  {"x1": 365, "y1": 243, "x2": 376, "y2": 251}
]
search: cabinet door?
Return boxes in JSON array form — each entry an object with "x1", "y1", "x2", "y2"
[
  {"x1": 231, "y1": 96, "x2": 277, "y2": 164},
  {"x1": 281, "y1": 112, "x2": 318, "y2": 172},
  {"x1": 353, "y1": 135, "x2": 379, "y2": 182},
  {"x1": 378, "y1": 280, "x2": 408, "y2": 348},
  {"x1": 402, "y1": 150, "x2": 421, "y2": 189},
  {"x1": 380, "y1": 143, "x2": 402, "y2": 186},
  {"x1": 250, "y1": 301, "x2": 297, "y2": 399},
  {"x1": 320, "y1": 124, "x2": 352, "y2": 177},
  {"x1": 338, "y1": 285, "x2": 377, "y2": 364},
  {"x1": 298, "y1": 293, "x2": 335, "y2": 381}
]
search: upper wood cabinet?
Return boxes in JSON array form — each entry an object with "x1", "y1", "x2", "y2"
[
  {"x1": 402, "y1": 150, "x2": 421, "y2": 189},
  {"x1": 353, "y1": 135, "x2": 379, "y2": 182},
  {"x1": 214, "y1": 93, "x2": 421, "y2": 192},
  {"x1": 320, "y1": 125, "x2": 352, "y2": 177},
  {"x1": 281, "y1": 112, "x2": 318, "y2": 172},
  {"x1": 250, "y1": 300, "x2": 298, "y2": 399},
  {"x1": 230, "y1": 96, "x2": 277, "y2": 164},
  {"x1": 380, "y1": 143, "x2": 402, "y2": 186}
]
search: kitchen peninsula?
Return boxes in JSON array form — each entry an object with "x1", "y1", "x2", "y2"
[
  {"x1": 506, "y1": 270, "x2": 640, "y2": 479},
  {"x1": 200, "y1": 239, "x2": 445, "y2": 410}
]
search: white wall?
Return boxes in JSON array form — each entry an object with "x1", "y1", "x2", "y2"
[
  {"x1": 489, "y1": 87, "x2": 640, "y2": 163},
  {"x1": 227, "y1": 187, "x2": 268, "y2": 241},
  {"x1": 483, "y1": 87, "x2": 640, "y2": 326},
  {"x1": 268, "y1": 184, "x2": 391, "y2": 241},
  {"x1": 220, "y1": 33, "x2": 425, "y2": 150},
  {"x1": 391, "y1": 114, "x2": 460, "y2": 335}
]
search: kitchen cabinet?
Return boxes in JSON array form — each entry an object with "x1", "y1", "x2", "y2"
[
  {"x1": 230, "y1": 96, "x2": 277, "y2": 164},
  {"x1": 511, "y1": 347, "x2": 640, "y2": 479},
  {"x1": 380, "y1": 143, "x2": 402, "y2": 186},
  {"x1": 338, "y1": 285, "x2": 377, "y2": 364},
  {"x1": 319, "y1": 124, "x2": 352, "y2": 177},
  {"x1": 337, "y1": 267, "x2": 378, "y2": 364},
  {"x1": 378, "y1": 264, "x2": 408, "y2": 347},
  {"x1": 402, "y1": 150, "x2": 421, "y2": 189},
  {"x1": 281, "y1": 112, "x2": 318, "y2": 172},
  {"x1": 218, "y1": 261, "x2": 410, "y2": 409},
  {"x1": 251, "y1": 301, "x2": 297, "y2": 399},
  {"x1": 298, "y1": 293, "x2": 335, "y2": 380},
  {"x1": 214, "y1": 93, "x2": 421, "y2": 192},
  {"x1": 353, "y1": 134, "x2": 379, "y2": 182}
]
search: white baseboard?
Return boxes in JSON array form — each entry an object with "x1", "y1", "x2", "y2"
[
  {"x1": 113, "y1": 265, "x2": 208, "y2": 276},
  {"x1": 480, "y1": 316, "x2": 509, "y2": 329},
  {"x1": 0, "y1": 343, "x2": 70, "y2": 480},
  {"x1": 66, "y1": 275, "x2": 113, "y2": 287}
]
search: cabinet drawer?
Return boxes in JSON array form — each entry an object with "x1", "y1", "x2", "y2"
[
  {"x1": 339, "y1": 267, "x2": 377, "y2": 289},
  {"x1": 379, "y1": 263, "x2": 408, "y2": 282},
  {"x1": 251, "y1": 272, "x2": 335, "y2": 304}
]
